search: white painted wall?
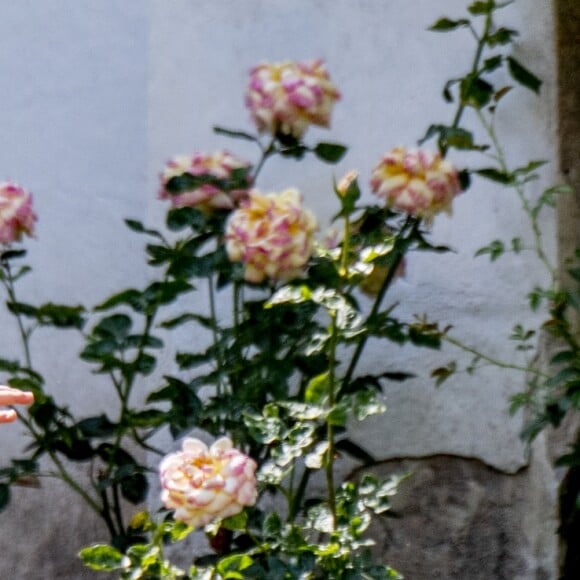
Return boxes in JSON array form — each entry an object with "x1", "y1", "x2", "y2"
[
  {"x1": 149, "y1": 0, "x2": 558, "y2": 472},
  {"x1": 0, "y1": 0, "x2": 558, "y2": 576}
]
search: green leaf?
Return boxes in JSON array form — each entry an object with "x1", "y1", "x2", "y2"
[
  {"x1": 38, "y1": 303, "x2": 86, "y2": 329},
  {"x1": 507, "y1": 56, "x2": 542, "y2": 94},
  {"x1": 0, "y1": 249, "x2": 26, "y2": 262},
  {"x1": 128, "y1": 409, "x2": 167, "y2": 428},
  {"x1": 263, "y1": 511, "x2": 282, "y2": 536},
  {"x1": 220, "y1": 510, "x2": 248, "y2": 532},
  {"x1": 216, "y1": 554, "x2": 254, "y2": 579},
  {"x1": 6, "y1": 301, "x2": 37, "y2": 317},
  {"x1": 6, "y1": 302, "x2": 86, "y2": 329},
  {"x1": 95, "y1": 289, "x2": 143, "y2": 312},
  {"x1": 474, "y1": 239, "x2": 505, "y2": 261},
  {"x1": 166, "y1": 207, "x2": 206, "y2": 232},
  {"x1": 550, "y1": 351, "x2": 576, "y2": 365},
  {"x1": 120, "y1": 472, "x2": 149, "y2": 504},
  {"x1": 176, "y1": 351, "x2": 213, "y2": 370},
  {"x1": 135, "y1": 353, "x2": 156, "y2": 375},
  {"x1": 313, "y1": 142, "x2": 348, "y2": 164},
  {"x1": 351, "y1": 389, "x2": 387, "y2": 420},
  {"x1": 474, "y1": 168, "x2": 514, "y2": 184},
  {"x1": 169, "y1": 520, "x2": 193, "y2": 542},
  {"x1": 125, "y1": 219, "x2": 163, "y2": 239},
  {"x1": 468, "y1": 1, "x2": 495, "y2": 15},
  {"x1": 419, "y1": 125, "x2": 485, "y2": 151},
  {"x1": 0, "y1": 358, "x2": 21, "y2": 374},
  {"x1": 482, "y1": 55, "x2": 503, "y2": 72},
  {"x1": 429, "y1": 18, "x2": 470, "y2": 31},
  {"x1": 93, "y1": 314, "x2": 132, "y2": 340},
  {"x1": 511, "y1": 237, "x2": 522, "y2": 253},
  {"x1": 442, "y1": 78, "x2": 460, "y2": 102},
  {"x1": 159, "y1": 313, "x2": 213, "y2": 330},
  {"x1": 460, "y1": 75, "x2": 494, "y2": 108},
  {"x1": 80, "y1": 338, "x2": 119, "y2": 361},
  {"x1": 77, "y1": 415, "x2": 117, "y2": 438},
  {"x1": 305, "y1": 372, "x2": 329, "y2": 404},
  {"x1": 430, "y1": 361, "x2": 457, "y2": 387},
  {"x1": 486, "y1": 28, "x2": 518, "y2": 47},
  {"x1": 514, "y1": 160, "x2": 547, "y2": 176},
  {"x1": 78, "y1": 544, "x2": 129, "y2": 571}
]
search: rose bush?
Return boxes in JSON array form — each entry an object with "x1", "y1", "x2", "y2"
[{"x1": 0, "y1": 2, "x2": 570, "y2": 578}]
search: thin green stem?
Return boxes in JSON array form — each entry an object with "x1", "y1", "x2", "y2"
[
  {"x1": 441, "y1": 10, "x2": 493, "y2": 156},
  {"x1": 1, "y1": 258, "x2": 106, "y2": 524},
  {"x1": 252, "y1": 138, "x2": 276, "y2": 182},
  {"x1": 99, "y1": 488, "x2": 120, "y2": 539},
  {"x1": 2, "y1": 260, "x2": 32, "y2": 368},
  {"x1": 48, "y1": 449, "x2": 103, "y2": 515},
  {"x1": 326, "y1": 311, "x2": 338, "y2": 529},
  {"x1": 112, "y1": 483, "x2": 125, "y2": 534},
  {"x1": 341, "y1": 218, "x2": 416, "y2": 391},
  {"x1": 443, "y1": 334, "x2": 550, "y2": 378},
  {"x1": 207, "y1": 273, "x2": 226, "y2": 402},
  {"x1": 475, "y1": 109, "x2": 556, "y2": 282},
  {"x1": 104, "y1": 311, "x2": 155, "y2": 515},
  {"x1": 288, "y1": 467, "x2": 311, "y2": 523}
]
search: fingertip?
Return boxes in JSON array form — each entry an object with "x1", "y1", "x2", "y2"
[{"x1": 0, "y1": 410, "x2": 17, "y2": 423}]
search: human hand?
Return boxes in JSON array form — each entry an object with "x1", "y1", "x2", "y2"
[{"x1": 0, "y1": 386, "x2": 34, "y2": 424}]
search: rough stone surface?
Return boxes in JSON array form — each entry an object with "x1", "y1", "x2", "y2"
[{"x1": 360, "y1": 452, "x2": 558, "y2": 580}]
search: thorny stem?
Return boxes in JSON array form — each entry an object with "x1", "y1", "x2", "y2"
[
  {"x1": 326, "y1": 311, "x2": 339, "y2": 529},
  {"x1": 442, "y1": 10, "x2": 493, "y2": 156},
  {"x1": 208, "y1": 272, "x2": 225, "y2": 400}
]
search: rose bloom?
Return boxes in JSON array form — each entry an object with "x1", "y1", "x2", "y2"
[
  {"x1": 0, "y1": 182, "x2": 37, "y2": 245},
  {"x1": 158, "y1": 151, "x2": 251, "y2": 212},
  {"x1": 245, "y1": 59, "x2": 341, "y2": 138},
  {"x1": 370, "y1": 147, "x2": 462, "y2": 220},
  {"x1": 225, "y1": 188, "x2": 318, "y2": 284},
  {"x1": 160, "y1": 437, "x2": 258, "y2": 529}
]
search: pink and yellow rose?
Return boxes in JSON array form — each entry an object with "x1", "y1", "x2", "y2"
[
  {"x1": 370, "y1": 147, "x2": 462, "y2": 220},
  {"x1": 160, "y1": 437, "x2": 257, "y2": 529},
  {"x1": 245, "y1": 59, "x2": 341, "y2": 138},
  {"x1": 225, "y1": 188, "x2": 318, "y2": 283},
  {"x1": 0, "y1": 182, "x2": 37, "y2": 245},
  {"x1": 158, "y1": 151, "x2": 252, "y2": 212}
]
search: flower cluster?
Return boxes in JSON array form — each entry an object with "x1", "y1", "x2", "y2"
[
  {"x1": 225, "y1": 188, "x2": 317, "y2": 283},
  {"x1": 370, "y1": 147, "x2": 462, "y2": 220},
  {"x1": 158, "y1": 151, "x2": 252, "y2": 212},
  {"x1": 0, "y1": 182, "x2": 37, "y2": 245},
  {"x1": 160, "y1": 437, "x2": 257, "y2": 529},
  {"x1": 246, "y1": 59, "x2": 341, "y2": 138}
]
